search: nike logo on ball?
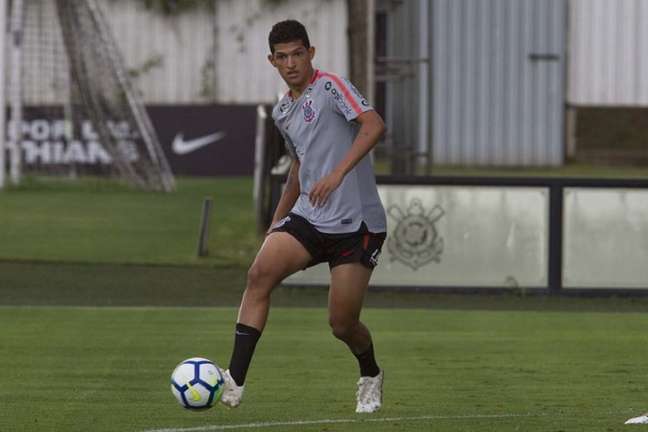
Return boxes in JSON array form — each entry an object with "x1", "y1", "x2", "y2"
[
  {"x1": 172, "y1": 131, "x2": 226, "y2": 155},
  {"x1": 186, "y1": 381, "x2": 202, "y2": 401}
]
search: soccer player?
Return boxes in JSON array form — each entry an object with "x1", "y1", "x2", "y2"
[{"x1": 219, "y1": 19, "x2": 387, "y2": 414}]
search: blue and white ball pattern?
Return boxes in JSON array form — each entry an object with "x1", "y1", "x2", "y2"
[{"x1": 170, "y1": 357, "x2": 224, "y2": 410}]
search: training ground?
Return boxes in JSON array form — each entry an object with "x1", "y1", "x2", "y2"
[{"x1": 1, "y1": 177, "x2": 647, "y2": 431}]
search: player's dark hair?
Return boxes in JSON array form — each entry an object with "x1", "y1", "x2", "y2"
[{"x1": 268, "y1": 19, "x2": 310, "y2": 53}]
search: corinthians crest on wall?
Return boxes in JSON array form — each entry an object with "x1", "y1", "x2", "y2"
[{"x1": 386, "y1": 198, "x2": 445, "y2": 270}]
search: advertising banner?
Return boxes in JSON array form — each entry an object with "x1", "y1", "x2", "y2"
[{"x1": 12, "y1": 105, "x2": 257, "y2": 176}]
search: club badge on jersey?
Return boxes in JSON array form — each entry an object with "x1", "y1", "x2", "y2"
[{"x1": 302, "y1": 99, "x2": 316, "y2": 123}]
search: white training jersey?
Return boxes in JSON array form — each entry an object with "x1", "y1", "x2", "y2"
[{"x1": 272, "y1": 69, "x2": 386, "y2": 234}]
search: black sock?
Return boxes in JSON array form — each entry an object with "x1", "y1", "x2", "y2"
[
  {"x1": 228, "y1": 323, "x2": 262, "y2": 386},
  {"x1": 354, "y1": 343, "x2": 380, "y2": 377}
]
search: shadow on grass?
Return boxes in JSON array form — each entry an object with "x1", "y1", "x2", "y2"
[{"x1": 3, "y1": 260, "x2": 648, "y2": 313}]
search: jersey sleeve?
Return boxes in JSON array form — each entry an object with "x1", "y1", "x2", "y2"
[{"x1": 323, "y1": 74, "x2": 373, "y2": 121}]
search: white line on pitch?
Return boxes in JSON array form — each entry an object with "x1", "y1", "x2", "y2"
[{"x1": 142, "y1": 412, "x2": 546, "y2": 432}]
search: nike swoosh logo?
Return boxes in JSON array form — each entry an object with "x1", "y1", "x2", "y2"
[
  {"x1": 172, "y1": 131, "x2": 226, "y2": 155},
  {"x1": 186, "y1": 381, "x2": 202, "y2": 401}
]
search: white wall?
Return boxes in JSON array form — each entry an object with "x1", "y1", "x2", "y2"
[
  {"x1": 21, "y1": 0, "x2": 349, "y2": 105},
  {"x1": 104, "y1": 0, "x2": 215, "y2": 104},
  {"x1": 569, "y1": 0, "x2": 648, "y2": 106},
  {"x1": 107, "y1": 0, "x2": 348, "y2": 104},
  {"x1": 213, "y1": 0, "x2": 348, "y2": 104}
]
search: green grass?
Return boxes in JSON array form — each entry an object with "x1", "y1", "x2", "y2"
[
  {"x1": 0, "y1": 176, "x2": 260, "y2": 267},
  {"x1": 2, "y1": 168, "x2": 647, "y2": 270},
  {"x1": 7, "y1": 259, "x2": 648, "y2": 312},
  {"x1": 1, "y1": 306, "x2": 647, "y2": 432},
  {"x1": 3, "y1": 173, "x2": 648, "y2": 431}
]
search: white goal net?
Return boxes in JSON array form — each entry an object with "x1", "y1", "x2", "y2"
[{"x1": 4, "y1": 0, "x2": 175, "y2": 191}]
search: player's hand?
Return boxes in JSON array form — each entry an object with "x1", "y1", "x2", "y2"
[{"x1": 309, "y1": 170, "x2": 344, "y2": 207}]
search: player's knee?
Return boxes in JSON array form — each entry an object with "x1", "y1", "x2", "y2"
[
  {"x1": 329, "y1": 318, "x2": 356, "y2": 341},
  {"x1": 246, "y1": 263, "x2": 277, "y2": 294}
]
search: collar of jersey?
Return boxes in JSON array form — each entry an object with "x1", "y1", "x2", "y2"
[{"x1": 286, "y1": 69, "x2": 321, "y2": 102}]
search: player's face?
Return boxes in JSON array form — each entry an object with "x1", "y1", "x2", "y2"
[{"x1": 269, "y1": 41, "x2": 315, "y2": 89}]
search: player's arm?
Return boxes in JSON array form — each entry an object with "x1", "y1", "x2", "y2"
[
  {"x1": 309, "y1": 110, "x2": 385, "y2": 207},
  {"x1": 268, "y1": 158, "x2": 301, "y2": 233}
]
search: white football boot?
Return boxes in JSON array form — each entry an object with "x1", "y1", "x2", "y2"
[
  {"x1": 355, "y1": 370, "x2": 383, "y2": 413},
  {"x1": 625, "y1": 413, "x2": 648, "y2": 424},
  {"x1": 219, "y1": 369, "x2": 244, "y2": 408}
]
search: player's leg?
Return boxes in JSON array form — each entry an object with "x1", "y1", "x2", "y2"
[
  {"x1": 221, "y1": 231, "x2": 312, "y2": 407},
  {"x1": 328, "y1": 263, "x2": 374, "y2": 357},
  {"x1": 328, "y1": 262, "x2": 383, "y2": 413},
  {"x1": 238, "y1": 230, "x2": 312, "y2": 330}
]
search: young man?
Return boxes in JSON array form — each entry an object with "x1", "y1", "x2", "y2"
[{"x1": 219, "y1": 19, "x2": 387, "y2": 414}]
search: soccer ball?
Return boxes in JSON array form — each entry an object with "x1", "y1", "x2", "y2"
[{"x1": 170, "y1": 357, "x2": 225, "y2": 410}]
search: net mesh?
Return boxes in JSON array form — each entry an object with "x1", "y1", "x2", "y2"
[{"x1": 17, "y1": 0, "x2": 174, "y2": 191}]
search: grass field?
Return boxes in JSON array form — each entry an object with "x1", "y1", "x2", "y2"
[
  {"x1": 1, "y1": 305, "x2": 648, "y2": 432},
  {"x1": 2, "y1": 174, "x2": 648, "y2": 431},
  {"x1": 0, "y1": 176, "x2": 260, "y2": 267}
]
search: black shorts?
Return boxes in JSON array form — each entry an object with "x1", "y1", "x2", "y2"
[{"x1": 270, "y1": 213, "x2": 387, "y2": 270}]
